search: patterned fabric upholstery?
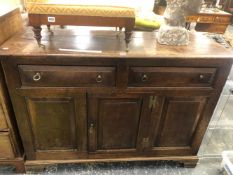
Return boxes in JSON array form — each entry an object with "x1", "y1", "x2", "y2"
[{"x1": 25, "y1": 0, "x2": 135, "y2": 18}]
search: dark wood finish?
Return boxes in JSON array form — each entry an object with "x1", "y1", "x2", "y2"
[
  {"x1": 0, "y1": 105, "x2": 8, "y2": 130},
  {"x1": 186, "y1": 9, "x2": 232, "y2": 33},
  {"x1": 0, "y1": 8, "x2": 25, "y2": 173},
  {"x1": 7, "y1": 92, "x2": 87, "y2": 160},
  {"x1": 0, "y1": 29, "x2": 232, "y2": 171},
  {"x1": 24, "y1": 155, "x2": 198, "y2": 172},
  {"x1": 88, "y1": 93, "x2": 148, "y2": 154},
  {"x1": 0, "y1": 65, "x2": 25, "y2": 172},
  {"x1": 0, "y1": 157, "x2": 25, "y2": 173},
  {"x1": 18, "y1": 65, "x2": 116, "y2": 87},
  {"x1": 128, "y1": 67, "x2": 216, "y2": 87},
  {"x1": 156, "y1": 97, "x2": 206, "y2": 147},
  {"x1": 0, "y1": 132, "x2": 15, "y2": 158},
  {"x1": 28, "y1": 14, "x2": 135, "y2": 50},
  {"x1": 32, "y1": 26, "x2": 42, "y2": 46},
  {"x1": 27, "y1": 97, "x2": 77, "y2": 150}
]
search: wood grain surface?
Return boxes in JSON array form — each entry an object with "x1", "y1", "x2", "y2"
[{"x1": 0, "y1": 28, "x2": 232, "y2": 171}]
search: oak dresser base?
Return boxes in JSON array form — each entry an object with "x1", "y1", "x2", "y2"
[
  {"x1": 0, "y1": 157, "x2": 25, "y2": 173},
  {"x1": 25, "y1": 156, "x2": 198, "y2": 172}
]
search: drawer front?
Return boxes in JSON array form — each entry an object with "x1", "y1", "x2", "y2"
[
  {"x1": 0, "y1": 104, "x2": 8, "y2": 130},
  {"x1": 195, "y1": 23, "x2": 228, "y2": 34},
  {"x1": 197, "y1": 16, "x2": 214, "y2": 23},
  {"x1": 0, "y1": 132, "x2": 15, "y2": 159},
  {"x1": 214, "y1": 16, "x2": 231, "y2": 24},
  {"x1": 186, "y1": 15, "x2": 198, "y2": 22},
  {"x1": 128, "y1": 67, "x2": 217, "y2": 87},
  {"x1": 18, "y1": 65, "x2": 116, "y2": 87}
]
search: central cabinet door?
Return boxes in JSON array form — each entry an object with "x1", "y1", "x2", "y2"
[{"x1": 88, "y1": 93, "x2": 148, "y2": 155}]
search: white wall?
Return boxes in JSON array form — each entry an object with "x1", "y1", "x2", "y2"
[{"x1": 0, "y1": 0, "x2": 22, "y2": 15}]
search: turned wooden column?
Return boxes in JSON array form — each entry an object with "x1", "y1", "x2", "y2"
[
  {"x1": 124, "y1": 19, "x2": 135, "y2": 52},
  {"x1": 125, "y1": 29, "x2": 133, "y2": 52},
  {"x1": 32, "y1": 26, "x2": 42, "y2": 46}
]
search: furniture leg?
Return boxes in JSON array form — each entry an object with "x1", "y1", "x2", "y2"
[
  {"x1": 125, "y1": 28, "x2": 133, "y2": 52},
  {"x1": 47, "y1": 24, "x2": 50, "y2": 31},
  {"x1": 25, "y1": 164, "x2": 48, "y2": 173},
  {"x1": 116, "y1": 27, "x2": 123, "y2": 38},
  {"x1": 32, "y1": 26, "x2": 43, "y2": 47},
  {"x1": 181, "y1": 159, "x2": 198, "y2": 168},
  {"x1": 47, "y1": 24, "x2": 53, "y2": 35},
  {"x1": 0, "y1": 157, "x2": 26, "y2": 173},
  {"x1": 119, "y1": 27, "x2": 123, "y2": 34},
  {"x1": 185, "y1": 22, "x2": 191, "y2": 30},
  {"x1": 14, "y1": 161, "x2": 26, "y2": 173}
]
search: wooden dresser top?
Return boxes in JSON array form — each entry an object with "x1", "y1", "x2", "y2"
[{"x1": 0, "y1": 27, "x2": 232, "y2": 60}]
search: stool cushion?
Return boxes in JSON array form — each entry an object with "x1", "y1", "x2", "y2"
[{"x1": 26, "y1": 0, "x2": 135, "y2": 18}]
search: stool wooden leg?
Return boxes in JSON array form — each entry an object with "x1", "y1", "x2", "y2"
[
  {"x1": 47, "y1": 24, "x2": 50, "y2": 31},
  {"x1": 116, "y1": 27, "x2": 123, "y2": 38},
  {"x1": 125, "y1": 29, "x2": 133, "y2": 52},
  {"x1": 32, "y1": 26, "x2": 44, "y2": 47},
  {"x1": 47, "y1": 25, "x2": 53, "y2": 35}
]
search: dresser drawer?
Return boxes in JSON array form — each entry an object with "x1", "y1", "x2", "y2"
[
  {"x1": 0, "y1": 104, "x2": 8, "y2": 131},
  {"x1": 197, "y1": 16, "x2": 214, "y2": 23},
  {"x1": 186, "y1": 15, "x2": 199, "y2": 22},
  {"x1": 18, "y1": 65, "x2": 116, "y2": 87},
  {"x1": 214, "y1": 16, "x2": 231, "y2": 24},
  {"x1": 0, "y1": 132, "x2": 15, "y2": 159},
  {"x1": 128, "y1": 67, "x2": 217, "y2": 87}
]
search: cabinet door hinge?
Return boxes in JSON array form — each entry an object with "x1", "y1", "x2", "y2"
[
  {"x1": 149, "y1": 96, "x2": 156, "y2": 109},
  {"x1": 142, "y1": 137, "x2": 150, "y2": 148}
]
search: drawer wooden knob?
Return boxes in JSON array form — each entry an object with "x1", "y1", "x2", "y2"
[
  {"x1": 96, "y1": 75, "x2": 103, "y2": 83},
  {"x1": 141, "y1": 74, "x2": 148, "y2": 82},
  {"x1": 89, "y1": 123, "x2": 94, "y2": 134},
  {"x1": 33, "y1": 72, "x2": 41, "y2": 81},
  {"x1": 199, "y1": 74, "x2": 204, "y2": 80}
]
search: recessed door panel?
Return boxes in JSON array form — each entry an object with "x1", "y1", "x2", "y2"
[
  {"x1": 27, "y1": 97, "x2": 76, "y2": 150},
  {"x1": 98, "y1": 99, "x2": 141, "y2": 150},
  {"x1": 155, "y1": 97, "x2": 206, "y2": 147},
  {"x1": 88, "y1": 94, "x2": 147, "y2": 154}
]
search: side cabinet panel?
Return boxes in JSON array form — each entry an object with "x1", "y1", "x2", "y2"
[
  {"x1": 26, "y1": 97, "x2": 76, "y2": 150},
  {"x1": 11, "y1": 93, "x2": 87, "y2": 160},
  {"x1": 155, "y1": 97, "x2": 207, "y2": 148}
]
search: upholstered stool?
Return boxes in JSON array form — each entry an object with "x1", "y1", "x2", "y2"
[{"x1": 25, "y1": 0, "x2": 135, "y2": 51}]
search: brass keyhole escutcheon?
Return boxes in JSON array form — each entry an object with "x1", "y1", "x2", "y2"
[
  {"x1": 89, "y1": 123, "x2": 94, "y2": 134},
  {"x1": 33, "y1": 72, "x2": 41, "y2": 81},
  {"x1": 141, "y1": 74, "x2": 148, "y2": 82},
  {"x1": 199, "y1": 74, "x2": 204, "y2": 80},
  {"x1": 96, "y1": 75, "x2": 103, "y2": 83}
]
